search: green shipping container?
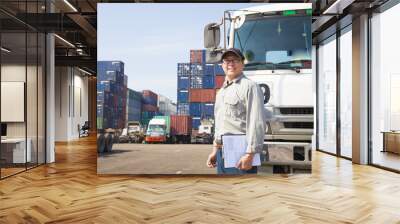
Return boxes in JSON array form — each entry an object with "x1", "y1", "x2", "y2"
[{"x1": 154, "y1": 115, "x2": 171, "y2": 136}]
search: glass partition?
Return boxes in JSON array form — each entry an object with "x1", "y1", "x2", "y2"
[{"x1": 317, "y1": 35, "x2": 337, "y2": 155}]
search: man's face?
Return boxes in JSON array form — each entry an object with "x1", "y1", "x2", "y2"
[{"x1": 222, "y1": 53, "x2": 244, "y2": 79}]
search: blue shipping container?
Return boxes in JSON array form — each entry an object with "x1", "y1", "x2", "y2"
[
  {"x1": 192, "y1": 117, "x2": 201, "y2": 130},
  {"x1": 188, "y1": 103, "x2": 215, "y2": 118},
  {"x1": 202, "y1": 75, "x2": 215, "y2": 89},
  {"x1": 177, "y1": 103, "x2": 189, "y2": 115},
  {"x1": 177, "y1": 76, "x2": 190, "y2": 89},
  {"x1": 190, "y1": 75, "x2": 203, "y2": 89},
  {"x1": 97, "y1": 80, "x2": 116, "y2": 93},
  {"x1": 190, "y1": 63, "x2": 204, "y2": 76},
  {"x1": 177, "y1": 89, "x2": 189, "y2": 103},
  {"x1": 202, "y1": 103, "x2": 214, "y2": 117},
  {"x1": 204, "y1": 64, "x2": 215, "y2": 76},
  {"x1": 177, "y1": 63, "x2": 191, "y2": 76},
  {"x1": 142, "y1": 96, "x2": 157, "y2": 106},
  {"x1": 215, "y1": 64, "x2": 225, "y2": 75},
  {"x1": 189, "y1": 103, "x2": 202, "y2": 117}
]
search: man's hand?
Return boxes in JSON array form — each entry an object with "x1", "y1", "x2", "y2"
[
  {"x1": 236, "y1": 153, "x2": 254, "y2": 170},
  {"x1": 206, "y1": 148, "x2": 218, "y2": 168}
]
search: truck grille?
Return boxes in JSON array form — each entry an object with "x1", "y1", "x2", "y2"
[
  {"x1": 283, "y1": 122, "x2": 313, "y2": 129},
  {"x1": 279, "y1": 107, "x2": 313, "y2": 115}
]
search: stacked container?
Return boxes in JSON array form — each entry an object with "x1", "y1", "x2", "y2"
[
  {"x1": 177, "y1": 50, "x2": 225, "y2": 129},
  {"x1": 158, "y1": 94, "x2": 177, "y2": 116},
  {"x1": 97, "y1": 61, "x2": 127, "y2": 130},
  {"x1": 141, "y1": 90, "x2": 159, "y2": 129},
  {"x1": 126, "y1": 89, "x2": 142, "y2": 122},
  {"x1": 142, "y1": 90, "x2": 158, "y2": 112}
]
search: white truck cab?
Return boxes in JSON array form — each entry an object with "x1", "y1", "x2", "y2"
[{"x1": 204, "y1": 4, "x2": 313, "y2": 171}]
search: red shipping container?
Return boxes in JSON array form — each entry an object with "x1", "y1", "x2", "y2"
[
  {"x1": 190, "y1": 50, "x2": 204, "y2": 64},
  {"x1": 170, "y1": 115, "x2": 192, "y2": 135},
  {"x1": 215, "y1": 76, "x2": 225, "y2": 89},
  {"x1": 142, "y1": 90, "x2": 158, "y2": 99},
  {"x1": 189, "y1": 89, "x2": 216, "y2": 103},
  {"x1": 142, "y1": 104, "x2": 159, "y2": 112}
]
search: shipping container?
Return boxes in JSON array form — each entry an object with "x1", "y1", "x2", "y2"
[
  {"x1": 127, "y1": 89, "x2": 142, "y2": 122},
  {"x1": 215, "y1": 64, "x2": 225, "y2": 75},
  {"x1": 97, "y1": 61, "x2": 127, "y2": 130},
  {"x1": 177, "y1": 63, "x2": 191, "y2": 76},
  {"x1": 142, "y1": 104, "x2": 159, "y2": 112},
  {"x1": 177, "y1": 89, "x2": 189, "y2": 103},
  {"x1": 142, "y1": 89, "x2": 158, "y2": 99},
  {"x1": 192, "y1": 117, "x2": 201, "y2": 130},
  {"x1": 142, "y1": 90, "x2": 158, "y2": 106},
  {"x1": 202, "y1": 75, "x2": 215, "y2": 89},
  {"x1": 177, "y1": 103, "x2": 189, "y2": 115},
  {"x1": 189, "y1": 103, "x2": 202, "y2": 117},
  {"x1": 177, "y1": 76, "x2": 190, "y2": 89},
  {"x1": 158, "y1": 95, "x2": 176, "y2": 116},
  {"x1": 190, "y1": 63, "x2": 204, "y2": 76},
  {"x1": 202, "y1": 103, "x2": 214, "y2": 117},
  {"x1": 189, "y1": 89, "x2": 216, "y2": 103},
  {"x1": 190, "y1": 50, "x2": 206, "y2": 64},
  {"x1": 190, "y1": 75, "x2": 203, "y2": 89},
  {"x1": 97, "y1": 80, "x2": 116, "y2": 93},
  {"x1": 204, "y1": 64, "x2": 215, "y2": 76},
  {"x1": 170, "y1": 115, "x2": 192, "y2": 135},
  {"x1": 215, "y1": 75, "x2": 225, "y2": 89}
]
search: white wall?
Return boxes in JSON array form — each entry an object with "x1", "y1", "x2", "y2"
[{"x1": 54, "y1": 67, "x2": 89, "y2": 141}]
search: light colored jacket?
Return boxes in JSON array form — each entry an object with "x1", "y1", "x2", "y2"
[{"x1": 214, "y1": 74, "x2": 267, "y2": 153}]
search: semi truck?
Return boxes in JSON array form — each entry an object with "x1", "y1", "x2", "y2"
[
  {"x1": 203, "y1": 4, "x2": 313, "y2": 173},
  {"x1": 145, "y1": 115, "x2": 192, "y2": 144}
]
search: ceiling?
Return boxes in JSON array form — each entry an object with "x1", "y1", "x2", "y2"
[{"x1": 1, "y1": 0, "x2": 396, "y2": 74}]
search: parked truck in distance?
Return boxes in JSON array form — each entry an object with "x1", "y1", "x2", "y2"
[
  {"x1": 191, "y1": 119, "x2": 214, "y2": 144},
  {"x1": 127, "y1": 121, "x2": 145, "y2": 143},
  {"x1": 145, "y1": 115, "x2": 192, "y2": 144}
]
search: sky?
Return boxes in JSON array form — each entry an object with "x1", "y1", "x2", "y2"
[{"x1": 98, "y1": 3, "x2": 262, "y2": 102}]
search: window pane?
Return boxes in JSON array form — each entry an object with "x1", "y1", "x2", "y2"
[
  {"x1": 318, "y1": 37, "x2": 337, "y2": 154},
  {"x1": 371, "y1": 4, "x2": 400, "y2": 171},
  {"x1": 340, "y1": 29, "x2": 352, "y2": 158}
]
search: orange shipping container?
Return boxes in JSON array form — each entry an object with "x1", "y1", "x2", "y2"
[
  {"x1": 170, "y1": 115, "x2": 192, "y2": 135},
  {"x1": 189, "y1": 89, "x2": 216, "y2": 103}
]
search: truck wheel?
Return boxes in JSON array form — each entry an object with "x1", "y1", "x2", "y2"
[
  {"x1": 104, "y1": 133, "x2": 113, "y2": 152},
  {"x1": 97, "y1": 134, "x2": 106, "y2": 153}
]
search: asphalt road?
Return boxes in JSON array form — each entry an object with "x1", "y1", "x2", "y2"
[{"x1": 97, "y1": 143, "x2": 217, "y2": 174}]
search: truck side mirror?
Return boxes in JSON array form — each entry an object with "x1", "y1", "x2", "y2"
[{"x1": 204, "y1": 23, "x2": 220, "y2": 49}]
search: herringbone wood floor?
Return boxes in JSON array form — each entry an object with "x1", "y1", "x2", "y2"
[{"x1": 1, "y1": 135, "x2": 400, "y2": 224}]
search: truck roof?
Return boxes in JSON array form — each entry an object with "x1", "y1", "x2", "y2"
[
  {"x1": 231, "y1": 3, "x2": 311, "y2": 18},
  {"x1": 149, "y1": 118, "x2": 166, "y2": 125}
]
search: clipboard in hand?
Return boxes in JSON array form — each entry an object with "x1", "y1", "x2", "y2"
[{"x1": 222, "y1": 134, "x2": 261, "y2": 168}]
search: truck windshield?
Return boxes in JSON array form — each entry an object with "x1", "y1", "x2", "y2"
[
  {"x1": 147, "y1": 125, "x2": 165, "y2": 134},
  {"x1": 233, "y1": 15, "x2": 311, "y2": 71}
]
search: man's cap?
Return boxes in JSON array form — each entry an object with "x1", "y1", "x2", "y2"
[{"x1": 221, "y1": 48, "x2": 245, "y2": 61}]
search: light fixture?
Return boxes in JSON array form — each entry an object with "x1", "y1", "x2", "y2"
[
  {"x1": 54, "y1": 34, "x2": 75, "y2": 48},
  {"x1": 78, "y1": 67, "x2": 93, "y2": 76},
  {"x1": 63, "y1": 0, "x2": 78, "y2": 12},
  {"x1": 1, "y1": 47, "x2": 11, "y2": 53}
]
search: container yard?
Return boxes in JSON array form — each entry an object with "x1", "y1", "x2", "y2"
[
  {"x1": 177, "y1": 49, "x2": 224, "y2": 133},
  {"x1": 97, "y1": 49, "x2": 222, "y2": 152}
]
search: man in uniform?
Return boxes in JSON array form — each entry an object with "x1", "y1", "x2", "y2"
[{"x1": 206, "y1": 48, "x2": 266, "y2": 174}]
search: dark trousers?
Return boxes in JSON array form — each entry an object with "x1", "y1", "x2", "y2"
[{"x1": 216, "y1": 149, "x2": 257, "y2": 174}]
